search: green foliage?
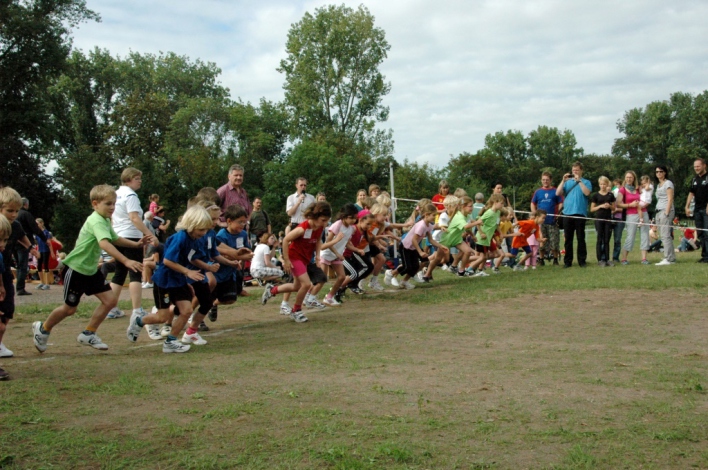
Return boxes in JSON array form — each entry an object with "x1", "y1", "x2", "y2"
[
  {"x1": 279, "y1": 3, "x2": 391, "y2": 142},
  {"x1": 0, "y1": 0, "x2": 98, "y2": 222}
]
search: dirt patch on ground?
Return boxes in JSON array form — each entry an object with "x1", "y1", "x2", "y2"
[{"x1": 4, "y1": 288, "x2": 708, "y2": 469}]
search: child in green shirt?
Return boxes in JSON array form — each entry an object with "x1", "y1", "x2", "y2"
[{"x1": 32, "y1": 185, "x2": 149, "y2": 353}]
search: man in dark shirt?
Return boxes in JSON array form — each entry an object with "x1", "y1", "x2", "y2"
[
  {"x1": 685, "y1": 158, "x2": 708, "y2": 262},
  {"x1": 15, "y1": 198, "x2": 47, "y2": 295},
  {"x1": 248, "y1": 197, "x2": 271, "y2": 246}
]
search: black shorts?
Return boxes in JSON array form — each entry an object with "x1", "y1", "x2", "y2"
[
  {"x1": 213, "y1": 279, "x2": 238, "y2": 304},
  {"x1": 111, "y1": 239, "x2": 143, "y2": 285},
  {"x1": 62, "y1": 266, "x2": 112, "y2": 308},
  {"x1": 475, "y1": 244, "x2": 490, "y2": 254},
  {"x1": 368, "y1": 244, "x2": 382, "y2": 258},
  {"x1": 397, "y1": 245, "x2": 421, "y2": 278},
  {"x1": 307, "y1": 264, "x2": 327, "y2": 285},
  {"x1": 192, "y1": 281, "x2": 213, "y2": 315},
  {"x1": 0, "y1": 272, "x2": 15, "y2": 320},
  {"x1": 153, "y1": 284, "x2": 193, "y2": 310}
]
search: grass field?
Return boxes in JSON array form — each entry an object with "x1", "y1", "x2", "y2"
[{"x1": 2, "y1": 234, "x2": 707, "y2": 469}]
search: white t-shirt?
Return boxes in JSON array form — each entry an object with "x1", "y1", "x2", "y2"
[
  {"x1": 113, "y1": 186, "x2": 144, "y2": 239},
  {"x1": 321, "y1": 220, "x2": 355, "y2": 261},
  {"x1": 286, "y1": 192, "x2": 316, "y2": 224},
  {"x1": 251, "y1": 244, "x2": 271, "y2": 271},
  {"x1": 639, "y1": 184, "x2": 654, "y2": 208},
  {"x1": 433, "y1": 212, "x2": 450, "y2": 242}
]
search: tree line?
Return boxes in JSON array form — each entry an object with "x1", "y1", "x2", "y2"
[{"x1": 2, "y1": 1, "x2": 707, "y2": 249}]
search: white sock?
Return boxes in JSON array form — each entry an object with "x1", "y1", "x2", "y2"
[{"x1": 281, "y1": 300, "x2": 289, "y2": 306}]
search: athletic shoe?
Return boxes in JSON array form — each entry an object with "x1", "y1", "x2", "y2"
[
  {"x1": 208, "y1": 305, "x2": 218, "y2": 322},
  {"x1": 198, "y1": 321, "x2": 210, "y2": 332},
  {"x1": 146, "y1": 324, "x2": 162, "y2": 340},
  {"x1": 280, "y1": 303, "x2": 292, "y2": 315},
  {"x1": 160, "y1": 325, "x2": 172, "y2": 338},
  {"x1": 401, "y1": 280, "x2": 415, "y2": 290},
  {"x1": 77, "y1": 332, "x2": 108, "y2": 350},
  {"x1": 182, "y1": 331, "x2": 207, "y2": 345},
  {"x1": 32, "y1": 321, "x2": 49, "y2": 353},
  {"x1": 383, "y1": 269, "x2": 394, "y2": 286},
  {"x1": 655, "y1": 259, "x2": 674, "y2": 266},
  {"x1": 348, "y1": 286, "x2": 365, "y2": 295},
  {"x1": 290, "y1": 310, "x2": 308, "y2": 323},
  {"x1": 420, "y1": 276, "x2": 432, "y2": 283},
  {"x1": 17, "y1": 289, "x2": 32, "y2": 296},
  {"x1": 107, "y1": 307, "x2": 125, "y2": 319},
  {"x1": 358, "y1": 279, "x2": 367, "y2": 291},
  {"x1": 415, "y1": 271, "x2": 426, "y2": 283},
  {"x1": 35, "y1": 284, "x2": 45, "y2": 290},
  {"x1": 606, "y1": 261, "x2": 615, "y2": 267},
  {"x1": 151, "y1": 306, "x2": 158, "y2": 314},
  {"x1": 305, "y1": 298, "x2": 326, "y2": 309},
  {"x1": 261, "y1": 285, "x2": 274, "y2": 305},
  {"x1": 0, "y1": 342, "x2": 14, "y2": 358},
  {"x1": 513, "y1": 265, "x2": 524, "y2": 272},
  {"x1": 441, "y1": 264, "x2": 449, "y2": 271},
  {"x1": 641, "y1": 259, "x2": 650, "y2": 265},
  {"x1": 133, "y1": 307, "x2": 148, "y2": 318},
  {"x1": 492, "y1": 267, "x2": 500, "y2": 274},
  {"x1": 0, "y1": 367, "x2": 8, "y2": 381},
  {"x1": 41, "y1": 284, "x2": 50, "y2": 290},
  {"x1": 126, "y1": 312, "x2": 142, "y2": 342},
  {"x1": 322, "y1": 296, "x2": 341, "y2": 306},
  {"x1": 163, "y1": 340, "x2": 190, "y2": 353},
  {"x1": 473, "y1": 271, "x2": 490, "y2": 277},
  {"x1": 621, "y1": 260, "x2": 629, "y2": 265},
  {"x1": 142, "y1": 282, "x2": 153, "y2": 289},
  {"x1": 368, "y1": 278, "x2": 384, "y2": 292},
  {"x1": 333, "y1": 290, "x2": 344, "y2": 303},
  {"x1": 390, "y1": 275, "x2": 400, "y2": 287}
]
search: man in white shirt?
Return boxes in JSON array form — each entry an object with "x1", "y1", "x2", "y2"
[{"x1": 285, "y1": 177, "x2": 315, "y2": 231}]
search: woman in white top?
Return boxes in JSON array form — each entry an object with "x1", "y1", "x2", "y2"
[{"x1": 108, "y1": 168, "x2": 157, "y2": 319}]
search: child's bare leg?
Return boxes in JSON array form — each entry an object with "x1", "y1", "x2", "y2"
[
  {"x1": 170, "y1": 300, "x2": 193, "y2": 337},
  {"x1": 294, "y1": 275, "x2": 311, "y2": 307},
  {"x1": 42, "y1": 304, "x2": 78, "y2": 331},
  {"x1": 328, "y1": 265, "x2": 346, "y2": 294},
  {"x1": 84, "y1": 290, "x2": 119, "y2": 331}
]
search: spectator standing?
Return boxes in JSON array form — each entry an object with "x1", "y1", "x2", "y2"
[
  {"x1": 217, "y1": 164, "x2": 252, "y2": 225},
  {"x1": 286, "y1": 177, "x2": 315, "y2": 231},
  {"x1": 531, "y1": 172, "x2": 564, "y2": 265},
  {"x1": 685, "y1": 158, "x2": 708, "y2": 263},
  {"x1": 654, "y1": 165, "x2": 676, "y2": 265},
  {"x1": 249, "y1": 197, "x2": 271, "y2": 246},
  {"x1": 556, "y1": 162, "x2": 592, "y2": 268}
]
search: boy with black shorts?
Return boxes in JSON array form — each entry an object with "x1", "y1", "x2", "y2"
[{"x1": 32, "y1": 185, "x2": 147, "y2": 353}]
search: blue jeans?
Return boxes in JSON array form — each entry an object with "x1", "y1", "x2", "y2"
[
  {"x1": 695, "y1": 209, "x2": 708, "y2": 260},
  {"x1": 612, "y1": 221, "x2": 625, "y2": 262},
  {"x1": 14, "y1": 247, "x2": 30, "y2": 291}
]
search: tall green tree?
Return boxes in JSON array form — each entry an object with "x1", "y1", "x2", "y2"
[
  {"x1": 278, "y1": 4, "x2": 391, "y2": 143},
  {"x1": 0, "y1": 0, "x2": 98, "y2": 221}
]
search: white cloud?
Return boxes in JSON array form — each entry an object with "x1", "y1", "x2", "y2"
[{"x1": 72, "y1": 0, "x2": 708, "y2": 168}]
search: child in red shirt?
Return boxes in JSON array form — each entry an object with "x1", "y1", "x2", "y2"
[{"x1": 511, "y1": 211, "x2": 547, "y2": 271}]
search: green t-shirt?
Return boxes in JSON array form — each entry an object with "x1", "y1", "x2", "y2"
[
  {"x1": 477, "y1": 209, "x2": 499, "y2": 247},
  {"x1": 440, "y1": 212, "x2": 466, "y2": 248},
  {"x1": 64, "y1": 211, "x2": 119, "y2": 276}
]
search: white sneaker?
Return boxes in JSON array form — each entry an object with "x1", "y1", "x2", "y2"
[
  {"x1": 368, "y1": 278, "x2": 384, "y2": 292},
  {"x1": 146, "y1": 324, "x2": 162, "y2": 340},
  {"x1": 35, "y1": 284, "x2": 45, "y2": 290},
  {"x1": 77, "y1": 332, "x2": 108, "y2": 350},
  {"x1": 160, "y1": 325, "x2": 172, "y2": 338},
  {"x1": 151, "y1": 306, "x2": 158, "y2": 314},
  {"x1": 182, "y1": 331, "x2": 207, "y2": 345},
  {"x1": 305, "y1": 298, "x2": 326, "y2": 309},
  {"x1": 655, "y1": 259, "x2": 674, "y2": 266},
  {"x1": 473, "y1": 271, "x2": 490, "y2": 277},
  {"x1": 383, "y1": 269, "x2": 394, "y2": 286},
  {"x1": 0, "y1": 342, "x2": 14, "y2": 358},
  {"x1": 358, "y1": 279, "x2": 367, "y2": 291},
  {"x1": 126, "y1": 312, "x2": 142, "y2": 342},
  {"x1": 142, "y1": 282, "x2": 153, "y2": 289},
  {"x1": 322, "y1": 296, "x2": 341, "y2": 307},
  {"x1": 32, "y1": 321, "x2": 49, "y2": 353},
  {"x1": 290, "y1": 310, "x2": 308, "y2": 323},
  {"x1": 401, "y1": 280, "x2": 416, "y2": 290},
  {"x1": 280, "y1": 303, "x2": 292, "y2": 315},
  {"x1": 163, "y1": 339, "x2": 190, "y2": 353},
  {"x1": 106, "y1": 307, "x2": 125, "y2": 319},
  {"x1": 415, "y1": 271, "x2": 426, "y2": 283},
  {"x1": 441, "y1": 264, "x2": 449, "y2": 271},
  {"x1": 390, "y1": 275, "x2": 400, "y2": 287}
]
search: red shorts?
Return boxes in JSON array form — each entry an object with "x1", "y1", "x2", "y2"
[{"x1": 290, "y1": 258, "x2": 308, "y2": 277}]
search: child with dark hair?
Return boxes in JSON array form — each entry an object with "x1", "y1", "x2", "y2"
[{"x1": 321, "y1": 204, "x2": 359, "y2": 306}]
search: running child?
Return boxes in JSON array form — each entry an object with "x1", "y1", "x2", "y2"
[
  {"x1": 321, "y1": 204, "x2": 359, "y2": 306},
  {"x1": 35, "y1": 218, "x2": 55, "y2": 290},
  {"x1": 468, "y1": 194, "x2": 506, "y2": 274},
  {"x1": 385, "y1": 203, "x2": 449, "y2": 289},
  {"x1": 126, "y1": 205, "x2": 213, "y2": 353},
  {"x1": 261, "y1": 201, "x2": 332, "y2": 323},
  {"x1": 511, "y1": 211, "x2": 547, "y2": 271},
  {"x1": 339, "y1": 211, "x2": 375, "y2": 296},
  {"x1": 439, "y1": 196, "x2": 482, "y2": 277},
  {"x1": 32, "y1": 185, "x2": 148, "y2": 353}
]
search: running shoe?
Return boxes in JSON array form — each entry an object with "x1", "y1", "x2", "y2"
[
  {"x1": 290, "y1": 310, "x2": 308, "y2": 323},
  {"x1": 322, "y1": 296, "x2": 341, "y2": 307},
  {"x1": 305, "y1": 298, "x2": 326, "y2": 309},
  {"x1": 126, "y1": 312, "x2": 142, "y2": 342},
  {"x1": 261, "y1": 285, "x2": 274, "y2": 305},
  {"x1": 77, "y1": 332, "x2": 108, "y2": 350},
  {"x1": 198, "y1": 321, "x2": 210, "y2": 332},
  {"x1": 280, "y1": 303, "x2": 292, "y2": 315},
  {"x1": 348, "y1": 286, "x2": 364, "y2": 295},
  {"x1": 0, "y1": 342, "x2": 14, "y2": 358},
  {"x1": 473, "y1": 271, "x2": 490, "y2": 277},
  {"x1": 146, "y1": 324, "x2": 162, "y2": 340},
  {"x1": 182, "y1": 331, "x2": 207, "y2": 345},
  {"x1": 32, "y1": 321, "x2": 49, "y2": 353},
  {"x1": 383, "y1": 269, "x2": 394, "y2": 286},
  {"x1": 160, "y1": 325, "x2": 172, "y2": 338},
  {"x1": 107, "y1": 307, "x2": 125, "y2": 319},
  {"x1": 208, "y1": 305, "x2": 218, "y2": 322},
  {"x1": 401, "y1": 280, "x2": 415, "y2": 290},
  {"x1": 163, "y1": 339, "x2": 190, "y2": 353}
]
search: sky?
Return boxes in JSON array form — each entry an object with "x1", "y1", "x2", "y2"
[{"x1": 70, "y1": 0, "x2": 708, "y2": 169}]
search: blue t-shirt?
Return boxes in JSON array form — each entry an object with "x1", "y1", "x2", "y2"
[
  {"x1": 36, "y1": 230, "x2": 52, "y2": 253},
  {"x1": 531, "y1": 188, "x2": 563, "y2": 225},
  {"x1": 187, "y1": 229, "x2": 220, "y2": 284},
  {"x1": 214, "y1": 228, "x2": 247, "y2": 283},
  {"x1": 152, "y1": 230, "x2": 203, "y2": 289},
  {"x1": 561, "y1": 178, "x2": 592, "y2": 216}
]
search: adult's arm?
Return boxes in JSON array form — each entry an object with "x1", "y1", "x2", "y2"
[
  {"x1": 129, "y1": 212, "x2": 158, "y2": 245},
  {"x1": 685, "y1": 192, "x2": 694, "y2": 216},
  {"x1": 665, "y1": 186, "x2": 674, "y2": 217}
]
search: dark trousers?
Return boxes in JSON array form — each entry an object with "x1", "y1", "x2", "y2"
[
  {"x1": 695, "y1": 209, "x2": 708, "y2": 260},
  {"x1": 15, "y1": 247, "x2": 29, "y2": 291},
  {"x1": 563, "y1": 215, "x2": 587, "y2": 267},
  {"x1": 611, "y1": 221, "x2": 624, "y2": 261},
  {"x1": 595, "y1": 219, "x2": 612, "y2": 262}
]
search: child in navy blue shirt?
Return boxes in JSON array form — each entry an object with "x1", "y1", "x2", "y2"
[
  {"x1": 213, "y1": 204, "x2": 254, "y2": 313},
  {"x1": 127, "y1": 206, "x2": 213, "y2": 353}
]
